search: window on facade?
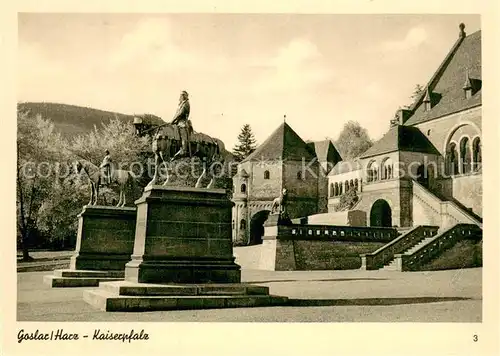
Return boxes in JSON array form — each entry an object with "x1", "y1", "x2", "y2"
[
  {"x1": 339, "y1": 183, "x2": 343, "y2": 195},
  {"x1": 345, "y1": 180, "x2": 349, "y2": 192},
  {"x1": 264, "y1": 170, "x2": 270, "y2": 179},
  {"x1": 354, "y1": 179, "x2": 359, "y2": 192},
  {"x1": 472, "y1": 137, "x2": 481, "y2": 172},
  {"x1": 240, "y1": 219, "x2": 247, "y2": 230},
  {"x1": 367, "y1": 161, "x2": 378, "y2": 182},
  {"x1": 334, "y1": 182, "x2": 339, "y2": 196},
  {"x1": 381, "y1": 158, "x2": 393, "y2": 180},
  {"x1": 447, "y1": 142, "x2": 459, "y2": 176},
  {"x1": 329, "y1": 183, "x2": 334, "y2": 197},
  {"x1": 240, "y1": 183, "x2": 246, "y2": 193},
  {"x1": 460, "y1": 137, "x2": 472, "y2": 174},
  {"x1": 349, "y1": 179, "x2": 354, "y2": 191},
  {"x1": 297, "y1": 171, "x2": 302, "y2": 180}
]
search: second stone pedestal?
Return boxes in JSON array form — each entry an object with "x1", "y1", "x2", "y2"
[
  {"x1": 44, "y1": 205, "x2": 136, "y2": 288},
  {"x1": 124, "y1": 186, "x2": 241, "y2": 284}
]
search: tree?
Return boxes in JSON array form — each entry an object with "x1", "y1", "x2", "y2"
[
  {"x1": 403, "y1": 84, "x2": 425, "y2": 109},
  {"x1": 232, "y1": 124, "x2": 257, "y2": 162},
  {"x1": 334, "y1": 121, "x2": 373, "y2": 161},
  {"x1": 334, "y1": 188, "x2": 359, "y2": 212},
  {"x1": 17, "y1": 111, "x2": 67, "y2": 260}
]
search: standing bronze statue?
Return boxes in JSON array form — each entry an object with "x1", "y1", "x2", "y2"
[
  {"x1": 171, "y1": 90, "x2": 192, "y2": 160},
  {"x1": 100, "y1": 149, "x2": 112, "y2": 185}
]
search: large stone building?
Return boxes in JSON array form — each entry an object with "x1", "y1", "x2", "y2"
[
  {"x1": 232, "y1": 24, "x2": 482, "y2": 244},
  {"x1": 232, "y1": 123, "x2": 340, "y2": 244}
]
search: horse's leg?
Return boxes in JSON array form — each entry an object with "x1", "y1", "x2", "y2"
[
  {"x1": 121, "y1": 187, "x2": 126, "y2": 207},
  {"x1": 147, "y1": 153, "x2": 160, "y2": 188},
  {"x1": 161, "y1": 143, "x2": 170, "y2": 186},
  {"x1": 116, "y1": 185, "x2": 123, "y2": 207},
  {"x1": 88, "y1": 181, "x2": 94, "y2": 206},
  {"x1": 94, "y1": 183, "x2": 99, "y2": 205},
  {"x1": 195, "y1": 165, "x2": 207, "y2": 188}
]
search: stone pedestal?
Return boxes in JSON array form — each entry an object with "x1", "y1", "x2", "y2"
[
  {"x1": 124, "y1": 186, "x2": 241, "y2": 284},
  {"x1": 44, "y1": 205, "x2": 136, "y2": 288},
  {"x1": 71, "y1": 205, "x2": 137, "y2": 271}
]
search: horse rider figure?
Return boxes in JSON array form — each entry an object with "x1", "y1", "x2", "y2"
[
  {"x1": 100, "y1": 149, "x2": 112, "y2": 186},
  {"x1": 171, "y1": 90, "x2": 192, "y2": 160}
]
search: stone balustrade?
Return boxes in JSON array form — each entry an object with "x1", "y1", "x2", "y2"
[
  {"x1": 360, "y1": 225, "x2": 439, "y2": 270},
  {"x1": 395, "y1": 223, "x2": 482, "y2": 271},
  {"x1": 269, "y1": 224, "x2": 398, "y2": 242}
]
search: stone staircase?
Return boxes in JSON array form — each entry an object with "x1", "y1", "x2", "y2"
[
  {"x1": 84, "y1": 281, "x2": 288, "y2": 311},
  {"x1": 381, "y1": 224, "x2": 482, "y2": 271},
  {"x1": 382, "y1": 236, "x2": 436, "y2": 270}
]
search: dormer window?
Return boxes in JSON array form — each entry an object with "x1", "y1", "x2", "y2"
[
  {"x1": 423, "y1": 87, "x2": 432, "y2": 111},
  {"x1": 463, "y1": 70, "x2": 481, "y2": 99}
]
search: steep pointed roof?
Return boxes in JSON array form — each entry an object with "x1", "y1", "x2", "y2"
[
  {"x1": 359, "y1": 125, "x2": 440, "y2": 159},
  {"x1": 306, "y1": 140, "x2": 342, "y2": 163},
  {"x1": 243, "y1": 122, "x2": 316, "y2": 162},
  {"x1": 404, "y1": 28, "x2": 481, "y2": 126}
]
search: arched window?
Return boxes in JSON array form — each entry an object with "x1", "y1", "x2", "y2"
[
  {"x1": 381, "y1": 158, "x2": 393, "y2": 180},
  {"x1": 367, "y1": 161, "x2": 378, "y2": 182},
  {"x1": 354, "y1": 179, "x2": 359, "y2": 192},
  {"x1": 339, "y1": 183, "x2": 343, "y2": 195},
  {"x1": 329, "y1": 183, "x2": 334, "y2": 197},
  {"x1": 349, "y1": 179, "x2": 354, "y2": 191},
  {"x1": 334, "y1": 182, "x2": 339, "y2": 196},
  {"x1": 447, "y1": 142, "x2": 459, "y2": 176},
  {"x1": 345, "y1": 180, "x2": 349, "y2": 192},
  {"x1": 240, "y1": 219, "x2": 247, "y2": 230},
  {"x1": 264, "y1": 170, "x2": 270, "y2": 179},
  {"x1": 297, "y1": 171, "x2": 303, "y2": 180},
  {"x1": 240, "y1": 183, "x2": 246, "y2": 193},
  {"x1": 473, "y1": 137, "x2": 481, "y2": 171},
  {"x1": 460, "y1": 137, "x2": 471, "y2": 174}
]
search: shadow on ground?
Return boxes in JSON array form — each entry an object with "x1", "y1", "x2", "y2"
[{"x1": 286, "y1": 296, "x2": 472, "y2": 307}]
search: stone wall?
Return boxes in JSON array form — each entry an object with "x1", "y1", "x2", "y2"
[
  {"x1": 261, "y1": 224, "x2": 398, "y2": 271},
  {"x1": 451, "y1": 174, "x2": 482, "y2": 216},
  {"x1": 293, "y1": 241, "x2": 386, "y2": 270},
  {"x1": 413, "y1": 106, "x2": 481, "y2": 156}
]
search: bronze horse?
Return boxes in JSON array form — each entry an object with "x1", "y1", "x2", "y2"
[
  {"x1": 136, "y1": 116, "x2": 226, "y2": 188},
  {"x1": 74, "y1": 160, "x2": 137, "y2": 207}
]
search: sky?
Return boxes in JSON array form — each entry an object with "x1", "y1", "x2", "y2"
[{"x1": 18, "y1": 13, "x2": 481, "y2": 149}]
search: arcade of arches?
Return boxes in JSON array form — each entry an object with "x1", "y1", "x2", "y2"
[{"x1": 446, "y1": 133, "x2": 481, "y2": 176}]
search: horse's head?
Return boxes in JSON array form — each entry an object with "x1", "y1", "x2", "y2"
[{"x1": 73, "y1": 160, "x2": 83, "y2": 174}]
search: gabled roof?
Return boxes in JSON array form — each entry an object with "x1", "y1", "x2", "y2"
[
  {"x1": 404, "y1": 29, "x2": 481, "y2": 126},
  {"x1": 243, "y1": 122, "x2": 316, "y2": 162},
  {"x1": 359, "y1": 125, "x2": 440, "y2": 159},
  {"x1": 306, "y1": 140, "x2": 342, "y2": 163},
  {"x1": 329, "y1": 159, "x2": 362, "y2": 176}
]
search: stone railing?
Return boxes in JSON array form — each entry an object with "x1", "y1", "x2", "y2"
[
  {"x1": 273, "y1": 224, "x2": 398, "y2": 243},
  {"x1": 412, "y1": 180, "x2": 482, "y2": 228},
  {"x1": 395, "y1": 223, "x2": 482, "y2": 271},
  {"x1": 360, "y1": 225, "x2": 439, "y2": 270}
]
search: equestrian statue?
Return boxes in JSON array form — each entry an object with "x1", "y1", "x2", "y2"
[
  {"x1": 74, "y1": 151, "x2": 137, "y2": 207},
  {"x1": 134, "y1": 90, "x2": 227, "y2": 189}
]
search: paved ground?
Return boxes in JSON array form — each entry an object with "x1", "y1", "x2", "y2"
[{"x1": 17, "y1": 268, "x2": 482, "y2": 322}]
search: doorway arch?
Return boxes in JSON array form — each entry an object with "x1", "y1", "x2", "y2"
[
  {"x1": 370, "y1": 199, "x2": 392, "y2": 227},
  {"x1": 249, "y1": 210, "x2": 270, "y2": 245}
]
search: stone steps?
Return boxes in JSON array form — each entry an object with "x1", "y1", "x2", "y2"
[
  {"x1": 54, "y1": 269, "x2": 124, "y2": 278},
  {"x1": 43, "y1": 269, "x2": 125, "y2": 288},
  {"x1": 381, "y1": 237, "x2": 438, "y2": 271},
  {"x1": 84, "y1": 281, "x2": 288, "y2": 312}
]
